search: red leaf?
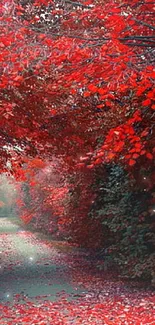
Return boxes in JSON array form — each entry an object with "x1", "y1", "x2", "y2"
[
  {"x1": 140, "y1": 150, "x2": 146, "y2": 155},
  {"x1": 147, "y1": 91, "x2": 155, "y2": 99},
  {"x1": 132, "y1": 153, "x2": 139, "y2": 159},
  {"x1": 94, "y1": 158, "x2": 103, "y2": 165},
  {"x1": 79, "y1": 156, "x2": 89, "y2": 161},
  {"x1": 98, "y1": 88, "x2": 106, "y2": 95},
  {"x1": 83, "y1": 91, "x2": 91, "y2": 97},
  {"x1": 14, "y1": 75, "x2": 24, "y2": 82},
  {"x1": 129, "y1": 159, "x2": 136, "y2": 166},
  {"x1": 87, "y1": 164, "x2": 94, "y2": 169},
  {"x1": 114, "y1": 141, "x2": 124, "y2": 152},
  {"x1": 142, "y1": 99, "x2": 151, "y2": 106},
  {"x1": 141, "y1": 130, "x2": 149, "y2": 137},
  {"x1": 96, "y1": 151, "x2": 104, "y2": 158},
  {"x1": 136, "y1": 86, "x2": 148, "y2": 96},
  {"x1": 87, "y1": 84, "x2": 98, "y2": 93},
  {"x1": 50, "y1": 109, "x2": 57, "y2": 116},
  {"x1": 97, "y1": 104, "x2": 105, "y2": 108},
  {"x1": 76, "y1": 163, "x2": 85, "y2": 168},
  {"x1": 125, "y1": 154, "x2": 132, "y2": 159},
  {"x1": 107, "y1": 152, "x2": 115, "y2": 160},
  {"x1": 29, "y1": 158, "x2": 46, "y2": 168},
  {"x1": 135, "y1": 148, "x2": 141, "y2": 152},
  {"x1": 135, "y1": 142, "x2": 142, "y2": 148},
  {"x1": 146, "y1": 152, "x2": 153, "y2": 160},
  {"x1": 126, "y1": 127, "x2": 135, "y2": 135},
  {"x1": 129, "y1": 148, "x2": 136, "y2": 153}
]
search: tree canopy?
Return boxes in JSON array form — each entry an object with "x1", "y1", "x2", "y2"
[
  {"x1": 0, "y1": 0, "x2": 154, "y2": 173},
  {"x1": 0, "y1": 0, "x2": 155, "y2": 282}
]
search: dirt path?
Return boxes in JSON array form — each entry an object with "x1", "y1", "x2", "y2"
[
  {"x1": 0, "y1": 218, "x2": 154, "y2": 324},
  {"x1": 0, "y1": 218, "x2": 85, "y2": 303}
]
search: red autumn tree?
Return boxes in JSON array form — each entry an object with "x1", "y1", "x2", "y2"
[
  {"x1": 1, "y1": 0, "x2": 154, "y2": 281},
  {"x1": 0, "y1": 0, "x2": 154, "y2": 175},
  {"x1": 15, "y1": 156, "x2": 104, "y2": 248},
  {"x1": 16, "y1": 158, "x2": 70, "y2": 232}
]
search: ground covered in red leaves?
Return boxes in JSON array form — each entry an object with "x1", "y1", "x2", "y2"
[
  {"x1": 0, "y1": 218, "x2": 154, "y2": 325},
  {"x1": 0, "y1": 289, "x2": 155, "y2": 325}
]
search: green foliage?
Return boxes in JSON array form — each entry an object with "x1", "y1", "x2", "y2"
[{"x1": 90, "y1": 164, "x2": 155, "y2": 282}]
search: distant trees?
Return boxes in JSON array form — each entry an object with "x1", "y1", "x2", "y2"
[{"x1": 0, "y1": 175, "x2": 17, "y2": 217}]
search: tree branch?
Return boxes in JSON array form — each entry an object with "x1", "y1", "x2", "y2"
[
  {"x1": 133, "y1": 18, "x2": 155, "y2": 30},
  {"x1": 63, "y1": 0, "x2": 92, "y2": 9}
]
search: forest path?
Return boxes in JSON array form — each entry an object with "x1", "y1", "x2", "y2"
[
  {"x1": 0, "y1": 217, "x2": 85, "y2": 303},
  {"x1": 0, "y1": 217, "x2": 154, "y2": 325}
]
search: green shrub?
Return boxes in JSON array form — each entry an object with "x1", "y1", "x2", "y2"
[{"x1": 90, "y1": 164, "x2": 155, "y2": 283}]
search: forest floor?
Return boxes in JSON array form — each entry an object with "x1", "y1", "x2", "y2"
[{"x1": 0, "y1": 217, "x2": 154, "y2": 325}]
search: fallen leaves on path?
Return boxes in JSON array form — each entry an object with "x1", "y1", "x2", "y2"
[
  {"x1": 0, "y1": 219, "x2": 155, "y2": 325},
  {"x1": 0, "y1": 291, "x2": 155, "y2": 325}
]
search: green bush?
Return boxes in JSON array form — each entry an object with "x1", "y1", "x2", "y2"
[{"x1": 90, "y1": 164, "x2": 155, "y2": 283}]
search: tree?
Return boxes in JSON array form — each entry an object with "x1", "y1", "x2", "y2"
[
  {"x1": 90, "y1": 164, "x2": 155, "y2": 280},
  {"x1": 0, "y1": 0, "x2": 155, "y2": 282},
  {"x1": 0, "y1": 0, "x2": 154, "y2": 174}
]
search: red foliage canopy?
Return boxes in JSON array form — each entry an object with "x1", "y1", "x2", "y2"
[{"x1": 0, "y1": 0, "x2": 154, "y2": 175}]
